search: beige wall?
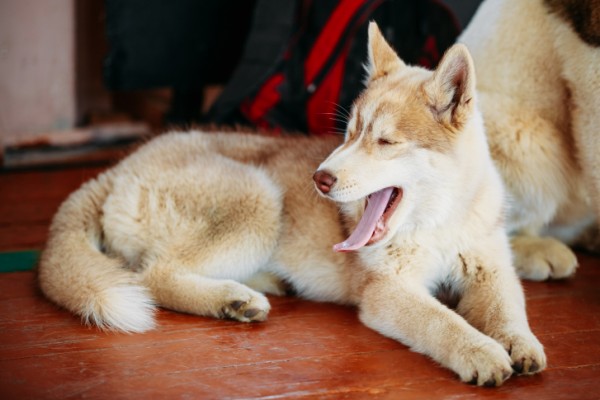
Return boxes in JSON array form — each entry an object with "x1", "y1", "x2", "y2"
[{"x1": 0, "y1": 0, "x2": 76, "y2": 139}]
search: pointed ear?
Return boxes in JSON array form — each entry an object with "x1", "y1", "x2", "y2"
[
  {"x1": 365, "y1": 22, "x2": 405, "y2": 81},
  {"x1": 424, "y1": 44, "x2": 476, "y2": 129}
]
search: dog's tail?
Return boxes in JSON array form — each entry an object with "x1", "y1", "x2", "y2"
[{"x1": 38, "y1": 171, "x2": 156, "y2": 333}]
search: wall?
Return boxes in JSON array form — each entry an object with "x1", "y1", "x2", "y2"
[{"x1": 0, "y1": 0, "x2": 76, "y2": 139}]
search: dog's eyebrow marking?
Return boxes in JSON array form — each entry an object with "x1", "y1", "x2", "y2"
[
  {"x1": 459, "y1": 253, "x2": 468, "y2": 276},
  {"x1": 354, "y1": 111, "x2": 363, "y2": 138},
  {"x1": 363, "y1": 100, "x2": 399, "y2": 139},
  {"x1": 366, "y1": 118, "x2": 374, "y2": 136}
]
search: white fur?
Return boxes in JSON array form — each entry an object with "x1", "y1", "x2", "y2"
[
  {"x1": 83, "y1": 285, "x2": 156, "y2": 333},
  {"x1": 459, "y1": 0, "x2": 600, "y2": 279}
]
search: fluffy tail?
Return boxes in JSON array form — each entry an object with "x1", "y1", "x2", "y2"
[{"x1": 38, "y1": 172, "x2": 156, "y2": 333}]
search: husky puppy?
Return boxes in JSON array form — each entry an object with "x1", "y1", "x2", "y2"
[
  {"x1": 39, "y1": 23, "x2": 545, "y2": 386},
  {"x1": 459, "y1": 0, "x2": 600, "y2": 280}
]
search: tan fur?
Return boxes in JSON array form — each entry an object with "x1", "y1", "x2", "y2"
[
  {"x1": 460, "y1": 0, "x2": 600, "y2": 280},
  {"x1": 38, "y1": 23, "x2": 545, "y2": 386}
]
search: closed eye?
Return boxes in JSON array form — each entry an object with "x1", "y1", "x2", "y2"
[{"x1": 378, "y1": 138, "x2": 396, "y2": 146}]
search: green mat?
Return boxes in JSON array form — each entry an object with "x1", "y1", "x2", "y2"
[{"x1": 0, "y1": 250, "x2": 40, "y2": 273}]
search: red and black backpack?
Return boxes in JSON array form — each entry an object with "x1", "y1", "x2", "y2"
[{"x1": 208, "y1": 0, "x2": 461, "y2": 135}]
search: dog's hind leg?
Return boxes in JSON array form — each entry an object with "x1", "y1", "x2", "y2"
[
  {"x1": 480, "y1": 93, "x2": 581, "y2": 280},
  {"x1": 567, "y1": 66, "x2": 600, "y2": 230},
  {"x1": 105, "y1": 154, "x2": 284, "y2": 322},
  {"x1": 143, "y1": 266, "x2": 271, "y2": 322},
  {"x1": 549, "y1": 5, "x2": 600, "y2": 226}
]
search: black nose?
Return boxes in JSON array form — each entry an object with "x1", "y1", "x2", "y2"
[{"x1": 313, "y1": 170, "x2": 337, "y2": 194}]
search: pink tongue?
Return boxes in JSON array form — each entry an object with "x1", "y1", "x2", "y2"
[{"x1": 333, "y1": 187, "x2": 394, "y2": 252}]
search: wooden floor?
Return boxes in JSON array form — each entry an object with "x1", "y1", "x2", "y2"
[{"x1": 1, "y1": 164, "x2": 599, "y2": 399}]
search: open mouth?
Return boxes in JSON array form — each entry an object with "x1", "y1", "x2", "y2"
[{"x1": 333, "y1": 187, "x2": 403, "y2": 252}]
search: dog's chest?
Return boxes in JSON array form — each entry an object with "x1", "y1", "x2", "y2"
[{"x1": 361, "y1": 239, "x2": 466, "y2": 296}]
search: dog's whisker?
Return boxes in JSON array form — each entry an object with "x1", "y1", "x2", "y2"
[{"x1": 325, "y1": 100, "x2": 352, "y2": 120}]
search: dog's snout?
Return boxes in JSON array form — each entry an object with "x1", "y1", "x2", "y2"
[{"x1": 313, "y1": 170, "x2": 337, "y2": 194}]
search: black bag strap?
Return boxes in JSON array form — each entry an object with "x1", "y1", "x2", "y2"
[{"x1": 208, "y1": 0, "x2": 298, "y2": 123}]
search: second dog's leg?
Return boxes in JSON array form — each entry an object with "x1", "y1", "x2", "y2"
[
  {"x1": 551, "y1": 15, "x2": 600, "y2": 224},
  {"x1": 511, "y1": 234, "x2": 578, "y2": 280}
]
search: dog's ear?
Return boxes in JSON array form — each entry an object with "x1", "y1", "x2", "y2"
[
  {"x1": 424, "y1": 44, "x2": 476, "y2": 129},
  {"x1": 365, "y1": 22, "x2": 405, "y2": 81}
]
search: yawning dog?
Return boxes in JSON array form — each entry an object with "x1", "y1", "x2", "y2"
[{"x1": 38, "y1": 23, "x2": 545, "y2": 386}]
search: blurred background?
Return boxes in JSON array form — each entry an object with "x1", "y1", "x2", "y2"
[{"x1": 0, "y1": 0, "x2": 482, "y2": 168}]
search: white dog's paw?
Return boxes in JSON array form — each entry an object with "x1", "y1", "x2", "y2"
[
  {"x1": 492, "y1": 327, "x2": 547, "y2": 375},
  {"x1": 503, "y1": 332, "x2": 547, "y2": 375},
  {"x1": 218, "y1": 284, "x2": 271, "y2": 322},
  {"x1": 455, "y1": 339, "x2": 513, "y2": 387},
  {"x1": 511, "y1": 235, "x2": 578, "y2": 281}
]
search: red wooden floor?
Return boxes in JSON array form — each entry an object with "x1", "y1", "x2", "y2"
[{"x1": 1, "y1": 165, "x2": 599, "y2": 399}]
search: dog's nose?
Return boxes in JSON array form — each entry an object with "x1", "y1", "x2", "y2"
[{"x1": 313, "y1": 170, "x2": 337, "y2": 194}]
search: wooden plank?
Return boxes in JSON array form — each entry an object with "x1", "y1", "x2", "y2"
[
  {"x1": 0, "y1": 258, "x2": 599, "y2": 400},
  {"x1": 0, "y1": 200, "x2": 61, "y2": 225},
  {"x1": 0, "y1": 166, "x2": 105, "y2": 202},
  {"x1": 0, "y1": 224, "x2": 49, "y2": 252},
  {"x1": 0, "y1": 166, "x2": 104, "y2": 251}
]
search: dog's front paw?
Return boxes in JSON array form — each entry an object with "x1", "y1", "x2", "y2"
[
  {"x1": 511, "y1": 235, "x2": 578, "y2": 281},
  {"x1": 455, "y1": 339, "x2": 513, "y2": 387},
  {"x1": 219, "y1": 284, "x2": 271, "y2": 322},
  {"x1": 500, "y1": 331, "x2": 547, "y2": 375}
]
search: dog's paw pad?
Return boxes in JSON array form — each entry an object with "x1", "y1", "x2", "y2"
[
  {"x1": 243, "y1": 307, "x2": 262, "y2": 319},
  {"x1": 467, "y1": 368, "x2": 511, "y2": 387},
  {"x1": 230, "y1": 300, "x2": 245, "y2": 311},
  {"x1": 220, "y1": 288, "x2": 270, "y2": 322},
  {"x1": 512, "y1": 236, "x2": 578, "y2": 281},
  {"x1": 512, "y1": 359, "x2": 541, "y2": 374}
]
